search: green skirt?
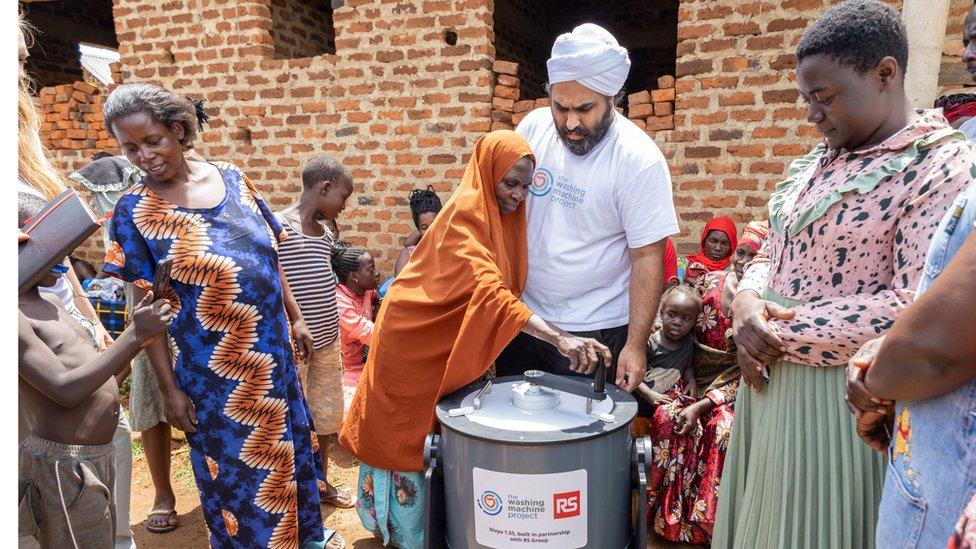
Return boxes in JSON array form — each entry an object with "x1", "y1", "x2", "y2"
[{"x1": 711, "y1": 290, "x2": 886, "y2": 549}]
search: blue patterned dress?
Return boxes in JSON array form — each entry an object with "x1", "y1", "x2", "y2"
[{"x1": 104, "y1": 163, "x2": 326, "y2": 548}]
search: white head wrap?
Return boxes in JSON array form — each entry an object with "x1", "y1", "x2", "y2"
[{"x1": 546, "y1": 23, "x2": 631, "y2": 97}]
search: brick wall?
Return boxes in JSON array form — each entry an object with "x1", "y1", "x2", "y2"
[
  {"x1": 939, "y1": 0, "x2": 973, "y2": 96},
  {"x1": 269, "y1": 0, "x2": 336, "y2": 59},
  {"x1": 553, "y1": 0, "x2": 679, "y2": 97},
  {"x1": 22, "y1": 0, "x2": 117, "y2": 88},
  {"x1": 40, "y1": 0, "x2": 917, "y2": 266},
  {"x1": 659, "y1": 0, "x2": 901, "y2": 253},
  {"x1": 47, "y1": 0, "x2": 499, "y2": 272},
  {"x1": 492, "y1": 0, "x2": 678, "y2": 101}
]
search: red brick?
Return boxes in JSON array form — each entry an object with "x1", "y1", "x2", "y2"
[
  {"x1": 700, "y1": 76, "x2": 739, "y2": 89},
  {"x1": 651, "y1": 88, "x2": 676, "y2": 102},
  {"x1": 657, "y1": 75, "x2": 676, "y2": 89},
  {"x1": 728, "y1": 144, "x2": 766, "y2": 157},
  {"x1": 494, "y1": 85, "x2": 519, "y2": 101},
  {"x1": 491, "y1": 110, "x2": 513, "y2": 124},
  {"x1": 730, "y1": 109, "x2": 766, "y2": 122},
  {"x1": 676, "y1": 59, "x2": 713, "y2": 77},
  {"x1": 678, "y1": 24, "x2": 716, "y2": 41},
  {"x1": 700, "y1": 38, "x2": 736, "y2": 53},
  {"x1": 705, "y1": 161, "x2": 742, "y2": 175},
  {"x1": 718, "y1": 92, "x2": 755, "y2": 106},
  {"x1": 692, "y1": 111, "x2": 728, "y2": 125},
  {"x1": 514, "y1": 100, "x2": 535, "y2": 113},
  {"x1": 646, "y1": 116, "x2": 674, "y2": 131},
  {"x1": 675, "y1": 78, "x2": 696, "y2": 94},
  {"x1": 72, "y1": 81, "x2": 98, "y2": 95},
  {"x1": 666, "y1": 130, "x2": 700, "y2": 143},
  {"x1": 750, "y1": 161, "x2": 786, "y2": 174},
  {"x1": 763, "y1": 89, "x2": 800, "y2": 104},
  {"x1": 628, "y1": 103, "x2": 654, "y2": 118},
  {"x1": 773, "y1": 107, "x2": 808, "y2": 120},
  {"x1": 770, "y1": 54, "x2": 797, "y2": 70},
  {"x1": 767, "y1": 17, "x2": 807, "y2": 32},
  {"x1": 497, "y1": 74, "x2": 518, "y2": 88},
  {"x1": 747, "y1": 36, "x2": 784, "y2": 51},
  {"x1": 698, "y1": 5, "x2": 733, "y2": 19},
  {"x1": 752, "y1": 126, "x2": 788, "y2": 139},
  {"x1": 710, "y1": 128, "x2": 744, "y2": 141},
  {"x1": 723, "y1": 57, "x2": 749, "y2": 72},
  {"x1": 703, "y1": 195, "x2": 739, "y2": 208},
  {"x1": 628, "y1": 90, "x2": 652, "y2": 105},
  {"x1": 683, "y1": 179, "x2": 716, "y2": 191},
  {"x1": 724, "y1": 21, "x2": 761, "y2": 36},
  {"x1": 492, "y1": 97, "x2": 515, "y2": 111},
  {"x1": 724, "y1": 178, "x2": 759, "y2": 191},
  {"x1": 492, "y1": 60, "x2": 518, "y2": 76},
  {"x1": 653, "y1": 102, "x2": 674, "y2": 116},
  {"x1": 686, "y1": 146, "x2": 722, "y2": 159},
  {"x1": 782, "y1": 0, "x2": 824, "y2": 10},
  {"x1": 676, "y1": 94, "x2": 709, "y2": 110}
]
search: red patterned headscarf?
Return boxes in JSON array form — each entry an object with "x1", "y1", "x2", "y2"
[{"x1": 739, "y1": 220, "x2": 769, "y2": 252}]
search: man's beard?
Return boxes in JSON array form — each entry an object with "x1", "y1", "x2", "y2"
[{"x1": 557, "y1": 106, "x2": 615, "y2": 156}]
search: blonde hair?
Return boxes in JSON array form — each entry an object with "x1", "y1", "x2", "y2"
[{"x1": 18, "y1": 14, "x2": 66, "y2": 200}]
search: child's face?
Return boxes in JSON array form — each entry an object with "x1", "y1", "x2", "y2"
[
  {"x1": 352, "y1": 252, "x2": 381, "y2": 291},
  {"x1": 314, "y1": 178, "x2": 353, "y2": 220},
  {"x1": 417, "y1": 211, "x2": 437, "y2": 237},
  {"x1": 732, "y1": 244, "x2": 758, "y2": 279},
  {"x1": 660, "y1": 292, "x2": 699, "y2": 342}
]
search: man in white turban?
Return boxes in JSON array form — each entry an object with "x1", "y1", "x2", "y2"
[{"x1": 496, "y1": 23, "x2": 679, "y2": 397}]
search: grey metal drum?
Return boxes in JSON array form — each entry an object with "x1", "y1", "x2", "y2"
[{"x1": 434, "y1": 375, "x2": 638, "y2": 549}]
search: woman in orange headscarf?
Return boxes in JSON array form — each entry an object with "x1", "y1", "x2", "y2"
[
  {"x1": 678, "y1": 216, "x2": 738, "y2": 283},
  {"x1": 340, "y1": 131, "x2": 610, "y2": 549}
]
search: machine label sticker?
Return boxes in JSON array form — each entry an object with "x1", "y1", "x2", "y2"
[{"x1": 473, "y1": 467, "x2": 587, "y2": 548}]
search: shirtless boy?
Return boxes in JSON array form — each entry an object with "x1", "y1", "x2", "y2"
[{"x1": 18, "y1": 193, "x2": 173, "y2": 548}]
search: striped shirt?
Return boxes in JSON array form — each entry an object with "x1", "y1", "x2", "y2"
[{"x1": 274, "y1": 211, "x2": 340, "y2": 349}]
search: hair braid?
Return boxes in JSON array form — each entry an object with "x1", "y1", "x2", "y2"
[
  {"x1": 331, "y1": 242, "x2": 367, "y2": 284},
  {"x1": 408, "y1": 186, "x2": 443, "y2": 229}
]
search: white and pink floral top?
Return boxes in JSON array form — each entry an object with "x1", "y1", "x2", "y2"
[{"x1": 737, "y1": 110, "x2": 975, "y2": 367}]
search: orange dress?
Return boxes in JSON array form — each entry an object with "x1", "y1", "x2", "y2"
[{"x1": 339, "y1": 131, "x2": 535, "y2": 472}]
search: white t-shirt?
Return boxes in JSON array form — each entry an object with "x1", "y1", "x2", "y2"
[{"x1": 516, "y1": 108, "x2": 678, "y2": 331}]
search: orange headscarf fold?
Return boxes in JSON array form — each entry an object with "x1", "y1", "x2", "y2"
[{"x1": 339, "y1": 131, "x2": 535, "y2": 472}]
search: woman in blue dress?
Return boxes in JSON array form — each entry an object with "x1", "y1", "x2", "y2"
[{"x1": 101, "y1": 83, "x2": 343, "y2": 549}]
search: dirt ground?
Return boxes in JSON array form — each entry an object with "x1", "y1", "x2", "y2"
[
  {"x1": 128, "y1": 437, "x2": 382, "y2": 548},
  {"x1": 127, "y1": 438, "x2": 698, "y2": 549}
]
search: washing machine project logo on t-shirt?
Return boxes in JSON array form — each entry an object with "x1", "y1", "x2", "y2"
[
  {"x1": 530, "y1": 168, "x2": 588, "y2": 209},
  {"x1": 530, "y1": 168, "x2": 554, "y2": 197}
]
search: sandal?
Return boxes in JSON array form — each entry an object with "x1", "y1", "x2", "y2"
[
  {"x1": 319, "y1": 485, "x2": 356, "y2": 509},
  {"x1": 146, "y1": 508, "x2": 178, "y2": 533},
  {"x1": 324, "y1": 529, "x2": 346, "y2": 549}
]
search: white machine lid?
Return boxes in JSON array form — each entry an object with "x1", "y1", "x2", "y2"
[{"x1": 456, "y1": 380, "x2": 615, "y2": 432}]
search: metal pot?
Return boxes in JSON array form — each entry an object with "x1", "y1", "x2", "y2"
[{"x1": 423, "y1": 364, "x2": 649, "y2": 549}]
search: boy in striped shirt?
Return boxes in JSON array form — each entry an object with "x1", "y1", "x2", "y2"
[{"x1": 275, "y1": 155, "x2": 356, "y2": 508}]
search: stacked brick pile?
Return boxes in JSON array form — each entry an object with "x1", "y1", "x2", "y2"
[
  {"x1": 37, "y1": 81, "x2": 113, "y2": 151},
  {"x1": 626, "y1": 75, "x2": 676, "y2": 133},
  {"x1": 489, "y1": 59, "x2": 553, "y2": 129},
  {"x1": 490, "y1": 60, "x2": 519, "y2": 130}
]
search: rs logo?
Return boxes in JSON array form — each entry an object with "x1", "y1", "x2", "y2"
[{"x1": 553, "y1": 490, "x2": 581, "y2": 519}]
